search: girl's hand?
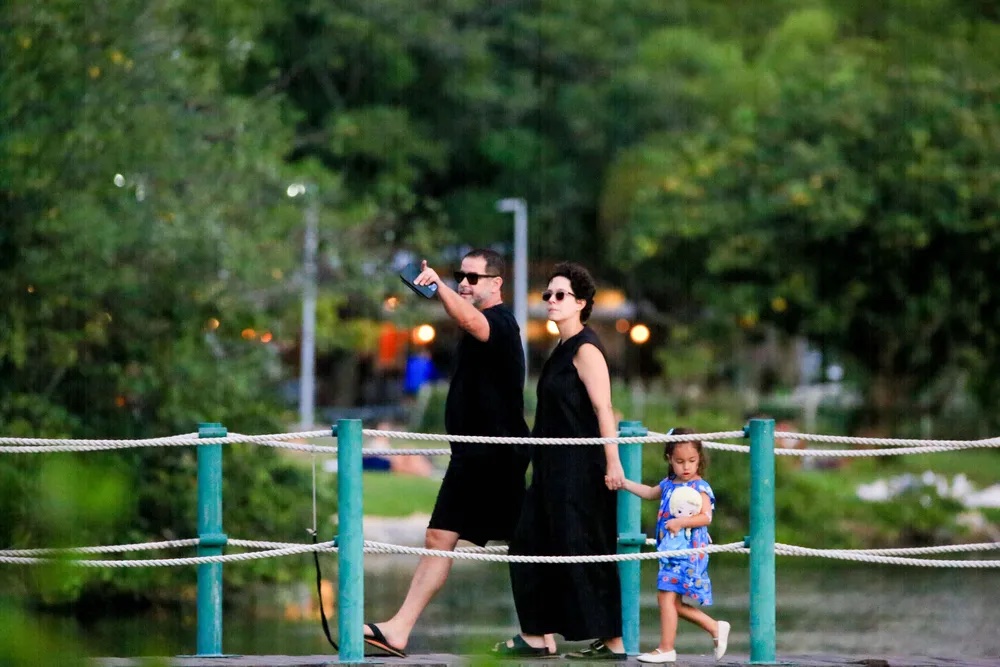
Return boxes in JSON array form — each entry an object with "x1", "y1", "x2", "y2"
[
  {"x1": 604, "y1": 459, "x2": 625, "y2": 490},
  {"x1": 665, "y1": 518, "x2": 684, "y2": 535}
]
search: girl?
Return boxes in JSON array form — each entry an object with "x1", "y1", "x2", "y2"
[{"x1": 618, "y1": 428, "x2": 730, "y2": 663}]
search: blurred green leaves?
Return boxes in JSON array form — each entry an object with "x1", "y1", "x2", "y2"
[
  {"x1": 599, "y1": 3, "x2": 1000, "y2": 429},
  {"x1": 2, "y1": 0, "x2": 1000, "y2": 627}
]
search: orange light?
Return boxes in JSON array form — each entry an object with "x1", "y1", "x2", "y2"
[
  {"x1": 629, "y1": 324, "x2": 650, "y2": 345},
  {"x1": 593, "y1": 289, "x2": 626, "y2": 308},
  {"x1": 241, "y1": 328, "x2": 257, "y2": 340},
  {"x1": 384, "y1": 296, "x2": 399, "y2": 312},
  {"x1": 615, "y1": 318, "x2": 630, "y2": 334},
  {"x1": 207, "y1": 318, "x2": 220, "y2": 331},
  {"x1": 260, "y1": 332, "x2": 273, "y2": 344},
  {"x1": 412, "y1": 324, "x2": 436, "y2": 345},
  {"x1": 115, "y1": 396, "x2": 126, "y2": 408},
  {"x1": 546, "y1": 320, "x2": 559, "y2": 336}
]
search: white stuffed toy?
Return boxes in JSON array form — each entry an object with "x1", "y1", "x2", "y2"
[{"x1": 660, "y1": 485, "x2": 703, "y2": 552}]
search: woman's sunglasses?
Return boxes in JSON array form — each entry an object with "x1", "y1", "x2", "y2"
[
  {"x1": 454, "y1": 271, "x2": 500, "y2": 285},
  {"x1": 542, "y1": 290, "x2": 577, "y2": 302}
]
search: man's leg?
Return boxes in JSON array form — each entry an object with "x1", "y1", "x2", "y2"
[{"x1": 364, "y1": 528, "x2": 460, "y2": 651}]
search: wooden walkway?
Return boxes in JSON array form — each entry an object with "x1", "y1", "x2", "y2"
[{"x1": 93, "y1": 653, "x2": 1000, "y2": 666}]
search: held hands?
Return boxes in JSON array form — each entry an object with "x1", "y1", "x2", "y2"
[
  {"x1": 414, "y1": 260, "x2": 442, "y2": 289},
  {"x1": 604, "y1": 459, "x2": 625, "y2": 491}
]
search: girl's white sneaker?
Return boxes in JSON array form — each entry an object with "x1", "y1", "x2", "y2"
[
  {"x1": 714, "y1": 620, "x2": 731, "y2": 660},
  {"x1": 637, "y1": 648, "x2": 676, "y2": 663}
]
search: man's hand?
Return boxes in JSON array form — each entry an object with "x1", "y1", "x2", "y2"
[
  {"x1": 414, "y1": 260, "x2": 442, "y2": 291},
  {"x1": 416, "y1": 259, "x2": 491, "y2": 341}
]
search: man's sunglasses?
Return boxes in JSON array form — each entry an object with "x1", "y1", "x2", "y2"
[
  {"x1": 454, "y1": 271, "x2": 500, "y2": 285},
  {"x1": 542, "y1": 290, "x2": 577, "y2": 302}
]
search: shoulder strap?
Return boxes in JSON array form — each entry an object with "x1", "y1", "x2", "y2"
[{"x1": 309, "y1": 529, "x2": 338, "y2": 650}]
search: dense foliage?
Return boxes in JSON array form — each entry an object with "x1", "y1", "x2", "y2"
[{"x1": 2, "y1": 0, "x2": 999, "y2": 610}]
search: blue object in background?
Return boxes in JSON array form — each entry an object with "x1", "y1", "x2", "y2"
[
  {"x1": 362, "y1": 456, "x2": 391, "y2": 471},
  {"x1": 404, "y1": 353, "x2": 436, "y2": 394}
]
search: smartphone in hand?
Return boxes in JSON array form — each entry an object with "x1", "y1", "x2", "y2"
[{"x1": 399, "y1": 263, "x2": 438, "y2": 299}]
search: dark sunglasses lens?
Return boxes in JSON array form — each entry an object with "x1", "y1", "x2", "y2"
[
  {"x1": 454, "y1": 271, "x2": 481, "y2": 285},
  {"x1": 542, "y1": 291, "x2": 567, "y2": 302}
]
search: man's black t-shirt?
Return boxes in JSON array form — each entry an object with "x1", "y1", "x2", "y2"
[{"x1": 444, "y1": 304, "x2": 529, "y2": 456}]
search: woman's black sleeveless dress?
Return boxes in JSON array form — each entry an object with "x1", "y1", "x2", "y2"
[{"x1": 509, "y1": 326, "x2": 622, "y2": 640}]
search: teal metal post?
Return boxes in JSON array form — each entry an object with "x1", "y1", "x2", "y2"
[
  {"x1": 337, "y1": 419, "x2": 365, "y2": 662},
  {"x1": 617, "y1": 420, "x2": 647, "y2": 655},
  {"x1": 196, "y1": 422, "x2": 228, "y2": 656},
  {"x1": 747, "y1": 418, "x2": 777, "y2": 664}
]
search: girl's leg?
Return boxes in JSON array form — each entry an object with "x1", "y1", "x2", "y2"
[
  {"x1": 675, "y1": 597, "x2": 729, "y2": 658},
  {"x1": 674, "y1": 596, "x2": 718, "y2": 636},
  {"x1": 656, "y1": 591, "x2": 680, "y2": 652}
]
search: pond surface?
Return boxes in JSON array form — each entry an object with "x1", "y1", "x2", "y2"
[{"x1": 32, "y1": 555, "x2": 1000, "y2": 659}]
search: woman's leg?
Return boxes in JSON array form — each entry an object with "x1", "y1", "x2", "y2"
[
  {"x1": 599, "y1": 636, "x2": 625, "y2": 653},
  {"x1": 499, "y1": 633, "x2": 550, "y2": 650}
]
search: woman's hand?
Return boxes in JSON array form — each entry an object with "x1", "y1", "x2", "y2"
[{"x1": 604, "y1": 459, "x2": 625, "y2": 490}]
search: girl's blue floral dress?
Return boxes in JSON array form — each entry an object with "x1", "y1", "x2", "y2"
[{"x1": 655, "y1": 477, "x2": 715, "y2": 604}]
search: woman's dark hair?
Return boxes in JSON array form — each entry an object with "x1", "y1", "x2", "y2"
[
  {"x1": 663, "y1": 427, "x2": 707, "y2": 477},
  {"x1": 547, "y1": 261, "x2": 596, "y2": 323}
]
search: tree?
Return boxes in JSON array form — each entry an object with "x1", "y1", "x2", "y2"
[
  {"x1": 1, "y1": 0, "x2": 331, "y2": 600},
  {"x1": 600, "y1": 6, "x2": 1000, "y2": 431}
]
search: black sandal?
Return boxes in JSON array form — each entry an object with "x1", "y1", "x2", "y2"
[
  {"x1": 565, "y1": 640, "x2": 627, "y2": 661},
  {"x1": 363, "y1": 623, "x2": 407, "y2": 658},
  {"x1": 491, "y1": 634, "x2": 557, "y2": 658}
]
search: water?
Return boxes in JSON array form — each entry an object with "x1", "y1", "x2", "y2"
[{"x1": 32, "y1": 555, "x2": 1000, "y2": 659}]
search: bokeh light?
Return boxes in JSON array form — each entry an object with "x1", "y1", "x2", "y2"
[{"x1": 629, "y1": 324, "x2": 650, "y2": 345}]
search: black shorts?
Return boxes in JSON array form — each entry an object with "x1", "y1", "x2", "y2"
[{"x1": 428, "y1": 451, "x2": 528, "y2": 547}]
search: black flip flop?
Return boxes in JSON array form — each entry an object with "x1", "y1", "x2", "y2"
[{"x1": 363, "y1": 623, "x2": 407, "y2": 658}]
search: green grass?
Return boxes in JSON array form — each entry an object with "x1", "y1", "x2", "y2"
[
  {"x1": 893, "y1": 449, "x2": 1000, "y2": 487},
  {"x1": 362, "y1": 471, "x2": 441, "y2": 517},
  {"x1": 843, "y1": 448, "x2": 1000, "y2": 488}
]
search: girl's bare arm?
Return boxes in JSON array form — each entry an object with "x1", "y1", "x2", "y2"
[{"x1": 620, "y1": 478, "x2": 662, "y2": 500}]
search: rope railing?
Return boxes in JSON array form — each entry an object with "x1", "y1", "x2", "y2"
[
  {"x1": 770, "y1": 543, "x2": 1000, "y2": 567},
  {"x1": 5, "y1": 419, "x2": 1000, "y2": 661},
  {"x1": 0, "y1": 429, "x2": 334, "y2": 453},
  {"x1": 3, "y1": 537, "x2": 998, "y2": 568},
  {"x1": 0, "y1": 540, "x2": 340, "y2": 567},
  {"x1": 3, "y1": 426, "x2": 998, "y2": 565},
  {"x1": 784, "y1": 432, "x2": 1000, "y2": 447},
  {"x1": 5, "y1": 428, "x2": 1000, "y2": 455},
  {"x1": 0, "y1": 538, "x2": 201, "y2": 557}
]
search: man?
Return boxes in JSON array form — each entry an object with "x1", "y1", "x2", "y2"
[{"x1": 363, "y1": 248, "x2": 532, "y2": 657}]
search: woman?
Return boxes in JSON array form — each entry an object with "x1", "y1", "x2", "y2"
[{"x1": 493, "y1": 262, "x2": 627, "y2": 660}]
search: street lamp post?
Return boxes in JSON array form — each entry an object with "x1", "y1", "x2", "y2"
[
  {"x1": 289, "y1": 183, "x2": 317, "y2": 430},
  {"x1": 496, "y1": 197, "x2": 528, "y2": 372}
]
